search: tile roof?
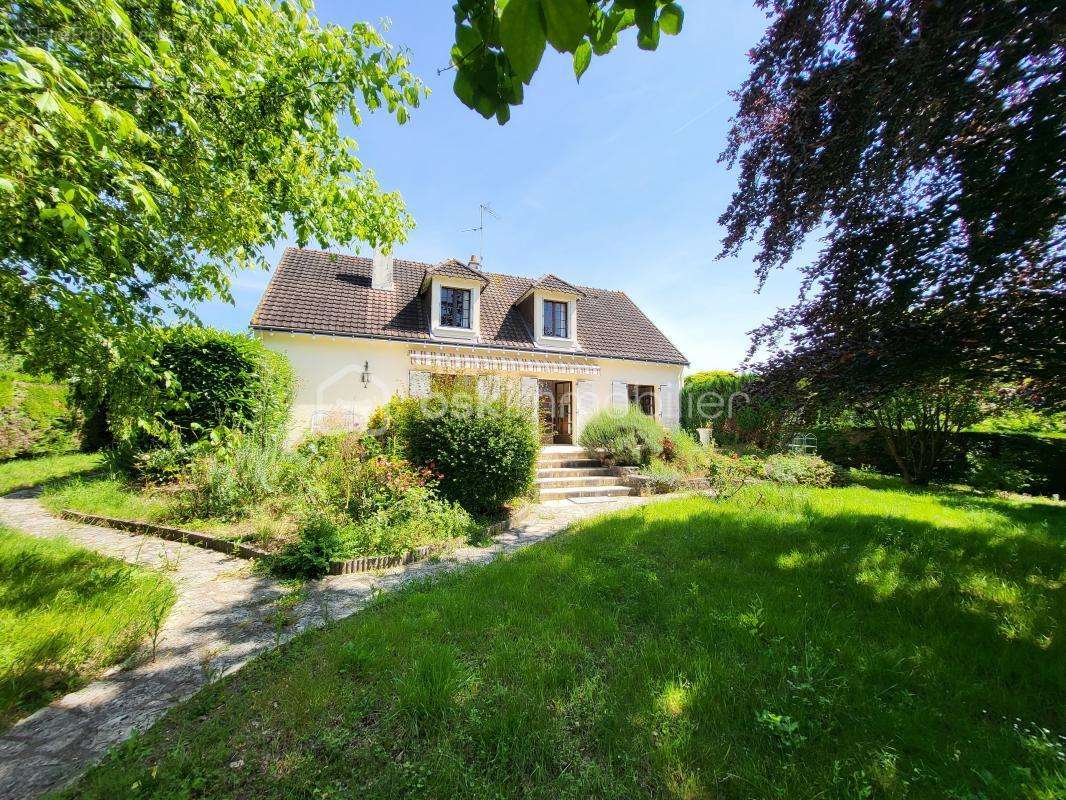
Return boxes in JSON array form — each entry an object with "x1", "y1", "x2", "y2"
[
  {"x1": 422, "y1": 259, "x2": 490, "y2": 287},
  {"x1": 530, "y1": 273, "x2": 585, "y2": 297},
  {"x1": 251, "y1": 248, "x2": 688, "y2": 365}
]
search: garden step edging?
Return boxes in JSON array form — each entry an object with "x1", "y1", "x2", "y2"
[{"x1": 57, "y1": 510, "x2": 269, "y2": 560}]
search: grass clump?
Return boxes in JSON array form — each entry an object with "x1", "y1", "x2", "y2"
[
  {"x1": 0, "y1": 527, "x2": 174, "y2": 726},
  {"x1": 58, "y1": 477, "x2": 1065, "y2": 799}
]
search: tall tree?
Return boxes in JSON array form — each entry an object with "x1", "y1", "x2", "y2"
[
  {"x1": 0, "y1": 0, "x2": 425, "y2": 377},
  {"x1": 448, "y1": 0, "x2": 685, "y2": 123},
  {"x1": 720, "y1": 0, "x2": 1065, "y2": 405}
]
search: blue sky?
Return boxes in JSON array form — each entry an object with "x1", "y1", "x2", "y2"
[{"x1": 196, "y1": 1, "x2": 811, "y2": 372}]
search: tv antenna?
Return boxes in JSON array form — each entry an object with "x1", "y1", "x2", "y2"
[{"x1": 462, "y1": 203, "x2": 500, "y2": 264}]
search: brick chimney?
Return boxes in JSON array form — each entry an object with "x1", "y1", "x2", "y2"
[{"x1": 469, "y1": 254, "x2": 481, "y2": 269}]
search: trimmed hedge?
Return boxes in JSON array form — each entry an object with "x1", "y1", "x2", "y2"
[
  {"x1": 108, "y1": 327, "x2": 294, "y2": 448},
  {"x1": 680, "y1": 370, "x2": 787, "y2": 447},
  {"x1": 814, "y1": 427, "x2": 1065, "y2": 496}
]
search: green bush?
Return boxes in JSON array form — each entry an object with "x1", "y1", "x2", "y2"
[
  {"x1": 706, "y1": 449, "x2": 758, "y2": 495},
  {"x1": 274, "y1": 429, "x2": 480, "y2": 577},
  {"x1": 761, "y1": 453, "x2": 837, "y2": 488},
  {"x1": 308, "y1": 434, "x2": 432, "y2": 520},
  {"x1": 398, "y1": 394, "x2": 538, "y2": 515},
  {"x1": 272, "y1": 513, "x2": 346, "y2": 579},
  {"x1": 965, "y1": 450, "x2": 1038, "y2": 495},
  {"x1": 579, "y1": 407, "x2": 664, "y2": 466},
  {"x1": 108, "y1": 327, "x2": 294, "y2": 450},
  {"x1": 814, "y1": 427, "x2": 1065, "y2": 496}
]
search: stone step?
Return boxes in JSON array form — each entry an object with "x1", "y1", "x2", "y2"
[
  {"x1": 538, "y1": 485, "x2": 634, "y2": 501},
  {"x1": 535, "y1": 458, "x2": 602, "y2": 469},
  {"x1": 535, "y1": 466, "x2": 613, "y2": 479},
  {"x1": 534, "y1": 476, "x2": 622, "y2": 489}
]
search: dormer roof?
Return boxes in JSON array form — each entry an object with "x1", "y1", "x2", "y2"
[
  {"x1": 419, "y1": 258, "x2": 490, "y2": 292},
  {"x1": 517, "y1": 273, "x2": 586, "y2": 303}
]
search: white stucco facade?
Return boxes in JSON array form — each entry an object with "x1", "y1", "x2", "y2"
[{"x1": 256, "y1": 330, "x2": 685, "y2": 444}]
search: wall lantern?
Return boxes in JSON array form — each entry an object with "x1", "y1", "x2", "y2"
[{"x1": 360, "y1": 360, "x2": 371, "y2": 388}]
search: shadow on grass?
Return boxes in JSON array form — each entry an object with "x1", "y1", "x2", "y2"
[{"x1": 57, "y1": 484, "x2": 1066, "y2": 800}]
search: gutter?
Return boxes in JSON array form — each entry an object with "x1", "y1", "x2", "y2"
[{"x1": 248, "y1": 324, "x2": 690, "y2": 368}]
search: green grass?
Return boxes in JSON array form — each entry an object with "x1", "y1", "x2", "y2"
[
  {"x1": 0, "y1": 527, "x2": 174, "y2": 727},
  {"x1": 40, "y1": 476, "x2": 174, "y2": 523},
  {"x1": 0, "y1": 453, "x2": 101, "y2": 496},
  {"x1": 57, "y1": 476, "x2": 1065, "y2": 799}
]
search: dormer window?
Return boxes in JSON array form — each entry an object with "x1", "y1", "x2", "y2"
[
  {"x1": 543, "y1": 300, "x2": 568, "y2": 338},
  {"x1": 440, "y1": 286, "x2": 471, "y2": 329}
]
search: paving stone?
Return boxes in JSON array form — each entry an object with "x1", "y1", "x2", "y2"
[{"x1": 0, "y1": 490, "x2": 656, "y2": 799}]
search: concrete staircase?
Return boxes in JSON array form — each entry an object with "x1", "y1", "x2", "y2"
[{"x1": 535, "y1": 446, "x2": 634, "y2": 502}]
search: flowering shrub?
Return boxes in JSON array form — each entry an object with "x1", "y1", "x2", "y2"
[{"x1": 274, "y1": 429, "x2": 477, "y2": 577}]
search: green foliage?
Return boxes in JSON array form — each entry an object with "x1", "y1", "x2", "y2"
[
  {"x1": 706, "y1": 448, "x2": 758, "y2": 496},
  {"x1": 579, "y1": 407, "x2": 664, "y2": 466},
  {"x1": 275, "y1": 430, "x2": 479, "y2": 577},
  {"x1": 59, "y1": 483, "x2": 1066, "y2": 799},
  {"x1": 0, "y1": 373, "x2": 78, "y2": 460},
  {"x1": 308, "y1": 435, "x2": 430, "y2": 520},
  {"x1": 722, "y1": 1, "x2": 1063, "y2": 403},
  {"x1": 272, "y1": 513, "x2": 346, "y2": 580},
  {"x1": 107, "y1": 327, "x2": 293, "y2": 450},
  {"x1": 178, "y1": 429, "x2": 287, "y2": 520},
  {"x1": 0, "y1": 0, "x2": 426, "y2": 380},
  {"x1": 398, "y1": 394, "x2": 538, "y2": 514},
  {"x1": 451, "y1": 1, "x2": 684, "y2": 123},
  {"x1": 345, "y1": 486, "x2": 477, "y2": 559},
  {"x1": 965, "y1": 450, "x2": 1039, "y2": 496},
  {"x1": 761, "y1": 453, "x2": 836, "y2": 488},
  {"x1": 659, "y1": 429, "x2": 709, "y2": 475},
  {"x1": 0, "y1": 527, "x2": 174, "y2": 725},
  {"x1": 644, "y1": 458, "x2": 682, "y2": 493},
  {"x1": 971, "y1": 406, "x2": 1066, "y2": 437},
  {"x1": 680, "y1": 370, "x2": 787, "y2": 448},
  {"x1": 854, "y1": 380, "x2": 999, "y2": 485},
  {"x1": 815, "y1": 427, "x2": 1066, "y2": 497}
]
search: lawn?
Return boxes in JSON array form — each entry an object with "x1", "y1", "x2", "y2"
[
  {"x1": 0, "y1": 527, "x2": 175, "y2": 726},
  {"x1": 0, "y1": 452, "x2": 100, "y2": 496},
  {"x1": 57, "y1": 476, "x2": 1064, "y2": 799}
]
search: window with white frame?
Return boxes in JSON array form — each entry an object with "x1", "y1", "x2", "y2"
[
  {"x1": 440, "y1": 286, "x2": 471, "y2": 329},
  {"x1": 543, "y1": 299, "x2": 568, "y2": 338}
]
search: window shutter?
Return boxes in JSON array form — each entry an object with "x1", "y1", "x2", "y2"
[
  {"x1": 520, "y1": 377, "x2": 539, "y2": 428},
  {"x1": 574, "y1": 380, "x2": 595, "y2": 437},
  {"x1": 612, "y1": 380, "x2": 628, "y2": 409},
  {"x1": 659, "y1": 382, "x2": 680, "y2": 429},
  {"x1": 409, "y1": 370, "x2": 431, "y2": 398}
]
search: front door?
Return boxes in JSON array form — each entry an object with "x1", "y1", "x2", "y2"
[{"x1": 538, "y1": 380, "x2": 573, "y2": 445}]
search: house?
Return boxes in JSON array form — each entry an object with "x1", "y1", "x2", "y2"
[{"x1": 250, "y1": 248, "x2": 688, "y2": 444}]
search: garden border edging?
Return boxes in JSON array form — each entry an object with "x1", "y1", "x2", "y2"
[
  {"x1": 58, "y1": 509, "x2": 269, "y2": 559},
  {"x1": 60, "y1": 502, "x2": 537, "y2": 576}
]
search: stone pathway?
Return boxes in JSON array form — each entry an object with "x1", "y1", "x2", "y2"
[{"x1": 0, "y1": 491, "x2": 652, "y2": 800}]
